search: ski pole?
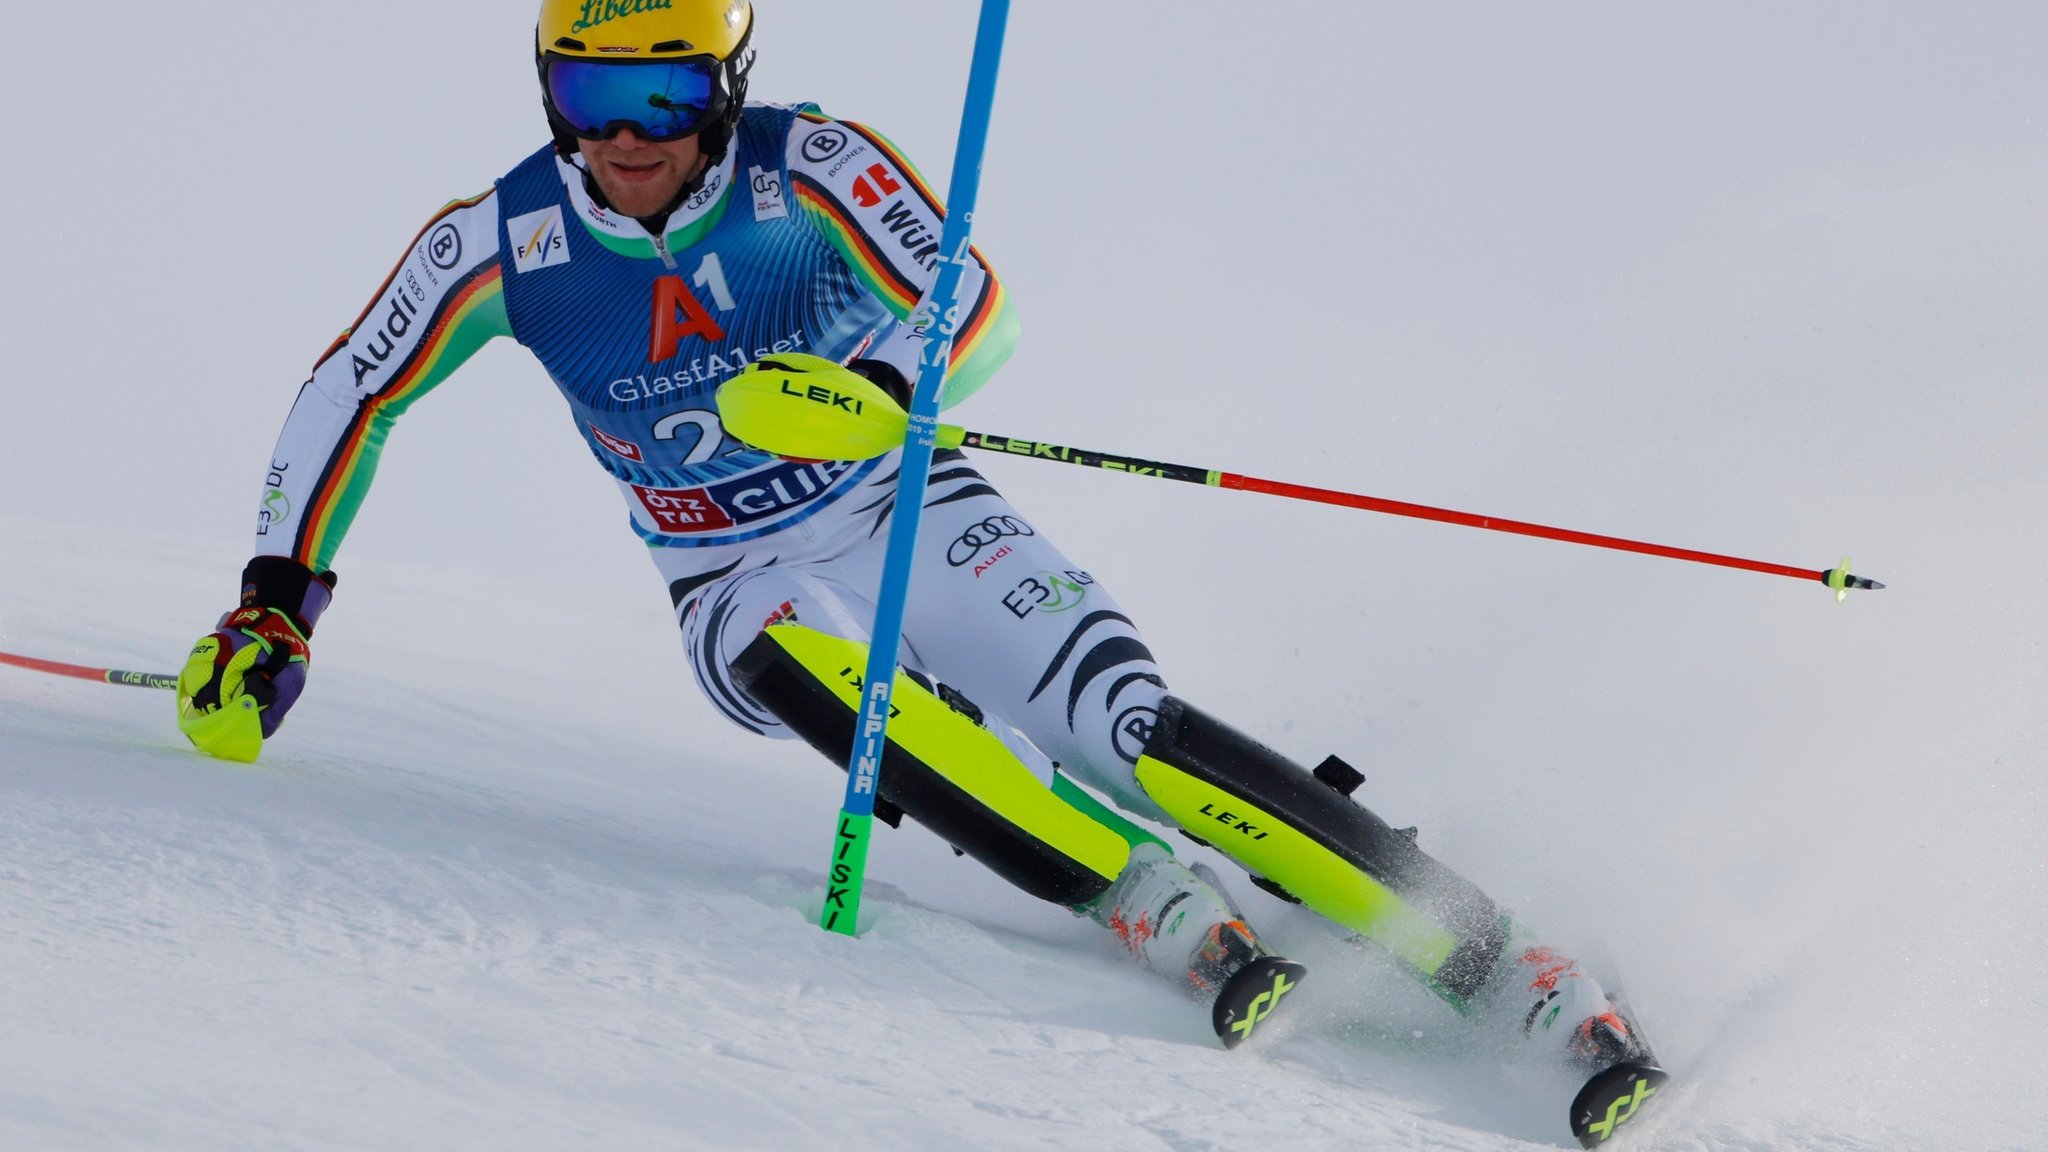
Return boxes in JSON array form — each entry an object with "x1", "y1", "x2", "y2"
[
  {"x1": 0, "y1": 649, "x2": 179, "y2": 691},
  {"x1": 954, "y1": 431, "x2": 1883, "y2": 599},
  {"x1": 819, "y1": 0, "x2": 1013, "y2": 937},
  {"x1": 717, "y1": 385, "x2": 1885, "y2": 601}
]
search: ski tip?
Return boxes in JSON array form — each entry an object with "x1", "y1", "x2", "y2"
[
  {"x1": 1570, "y1": 1060, "x2": 1669, "y2": 1148},
  {"x1": 1213, "y1": 956, "x2": 1306, "y2": 1050}
]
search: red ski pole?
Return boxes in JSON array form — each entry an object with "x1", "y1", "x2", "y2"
[
  {"x1": 957, "y1": 431, "x2": 1883, "y2": 599},
  {"x1": 0, "y1": 649, "x2": 179, "y2": 691},
  {"x1": 715, "y1": 371, "x2": 1886, "y2": 601}
]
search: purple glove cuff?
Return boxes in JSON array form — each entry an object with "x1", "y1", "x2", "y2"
[{"x1": 256, "y1": 664, "x2": 308, "y2": 738}]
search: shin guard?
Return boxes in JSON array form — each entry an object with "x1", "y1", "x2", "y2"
[
  {"x1": 730, "y1": 624, "x2": 1131, "y2": 908},
  {"x1": 1135, "y1": 696, "x2": 1508, "y2": 1007}
]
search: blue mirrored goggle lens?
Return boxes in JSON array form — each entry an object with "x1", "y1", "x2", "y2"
[{"x1": 547, "y1": 58, "x2": 719, "y2": 141}]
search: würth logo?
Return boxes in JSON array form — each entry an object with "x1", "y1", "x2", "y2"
[{"x1": 850, "y1": 163, "x2": 903, "y2": 209}]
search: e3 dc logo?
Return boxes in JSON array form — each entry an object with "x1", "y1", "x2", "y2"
[{"x1": 1002, "y1": 571, "x2": 1092, "y2": 619}]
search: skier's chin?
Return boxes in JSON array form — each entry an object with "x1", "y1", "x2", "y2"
[
  {"x1": 592, "y1": 161, "x2": 685, "y2": 217},
  {"x1": 578, "y1": 134, "x2": 704, "y2": 218}
]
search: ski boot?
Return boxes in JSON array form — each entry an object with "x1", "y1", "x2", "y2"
[
  {"x1": 1502, "y1": 945, "x2": 1669, "y2": 1147},
  {"x1": 1084, "y1": 843, "x2": 1306, "y2": 1048}
]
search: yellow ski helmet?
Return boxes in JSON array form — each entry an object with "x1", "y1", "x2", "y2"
[{"x1": 536, "y1": 0, "x2": 756, "y2": 165}]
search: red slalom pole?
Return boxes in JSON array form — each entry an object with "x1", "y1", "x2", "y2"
[{"x1": 0, "y1": 649, "x2": 178, "y2": 691}]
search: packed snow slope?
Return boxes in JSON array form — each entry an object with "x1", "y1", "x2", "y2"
[{"x1": 3, "y1": 2, "x2": 2044, "y2": 1149}]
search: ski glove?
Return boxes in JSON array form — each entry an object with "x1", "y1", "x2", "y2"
[
  {"x1": 176, "y1": 556, "x2": 335, "y2": 763},
  {"x1": 845, "y1": 358, "x2": 913, "y2": 410},
  {"x1": 718, "y1": 353, "x2": 914, "y2": 462}
]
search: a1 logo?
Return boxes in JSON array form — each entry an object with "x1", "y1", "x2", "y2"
[{"x1": 649, "y1": 253, "x2": 739, "y2": 362}]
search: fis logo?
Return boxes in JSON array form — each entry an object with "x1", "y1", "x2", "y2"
[{"x1": 508, "y1": 206, "x2": 571, "y2": 273}]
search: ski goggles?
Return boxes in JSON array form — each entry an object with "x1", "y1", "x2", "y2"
[{"x1": 544, "y1": 56, "x2": 727, "y2": 142}]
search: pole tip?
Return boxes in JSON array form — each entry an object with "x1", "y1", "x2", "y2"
[{"x1": 1825, "y1": 556, "x2": 1885, "y2": 603}]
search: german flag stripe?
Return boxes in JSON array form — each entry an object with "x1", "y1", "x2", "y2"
[
  {"x1": 794, "y1": 115, "x2": 980, "y2": 250},
  {"x1": 791, "y1": 174, "x2": 923, "y2": 311},
  {"x1": 825, "y1": 123, "x2": 1007, "y2": 369},
  {"x1": 788, "y1": 113, "x2": 1013, "y2": 388},
  {"x1": 791, "y1": 173, "x2": 1007, "y2": 373},
  {"x1": 948, "y1": 269, "x2": 1005, "y2": 370},
  {"x1": 310, "y1": 189, "x2": 495, "y2": 371},
  {"x1": 294, "y1": 263, "x2": 504, "y2": 567}
]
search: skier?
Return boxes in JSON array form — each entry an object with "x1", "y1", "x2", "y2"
[{"x1": 174, "y1": 0, "x2": 1661, "y2": 1140}]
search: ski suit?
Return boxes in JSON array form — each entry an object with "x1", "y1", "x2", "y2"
[
  {"x1": 251, "y1": 102, "x2": 1170, "y2": 821},
  {"x1": 236, "y1": 101, "x2": 1654, "y2": 1086}
]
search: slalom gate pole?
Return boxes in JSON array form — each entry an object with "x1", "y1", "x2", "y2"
[
  {"x1": 951, "y1": 431, "x2": 1884, "y2": 598},
  {"x1": 819, "y1": 0, "x2": 1013, "y2": 937},
  {"x1": 0, "y1": 649, "x2": 178, "y2": 691}
]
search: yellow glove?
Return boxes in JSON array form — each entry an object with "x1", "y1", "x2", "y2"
[{"x1": 177, "y1": 557, "x2": 334, "y2": 762}]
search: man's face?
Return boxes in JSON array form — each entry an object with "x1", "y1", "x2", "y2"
[{"x1": 578, "y1": 128, "x2": 707, "y2": 219}]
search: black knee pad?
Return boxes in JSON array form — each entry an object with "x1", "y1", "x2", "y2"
[
  {"x1": 1135, "y1": 695, "x2": 1508, "y2": 1007},
  {"x1": 730, "y1": 623, "x2": 1129, "y2": 908}
]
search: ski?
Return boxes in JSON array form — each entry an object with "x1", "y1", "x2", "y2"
[
  {"x1": 1569, "y1": 1061, "x2": 1669, "y2": 1147},
  {"x1": 1212, "y1": 956, "x2": 1306, "y2": 1049}
]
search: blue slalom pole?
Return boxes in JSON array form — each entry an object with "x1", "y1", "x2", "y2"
[{"x1": 820, "y1": 0, "x2": 1013, "y2": 936}]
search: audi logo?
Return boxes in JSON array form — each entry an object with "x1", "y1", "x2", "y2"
[{"x1": 946, "y1": 515, "x2": 1035, "y2": 566}]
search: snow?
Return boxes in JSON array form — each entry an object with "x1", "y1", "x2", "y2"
[{"x1": 3, "y1": 2, "x2": 2045, "y2": 1149}]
